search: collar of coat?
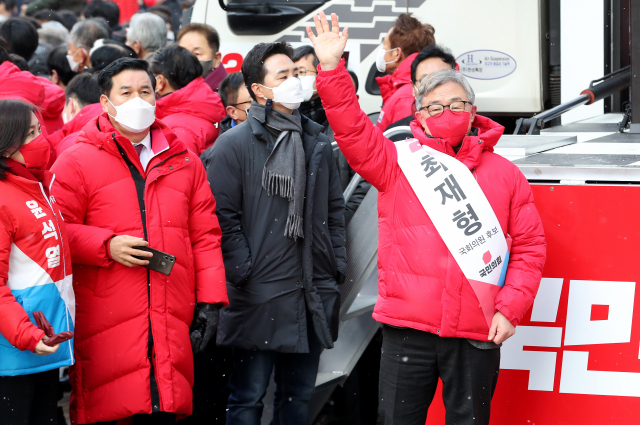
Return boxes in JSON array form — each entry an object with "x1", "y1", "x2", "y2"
[
  {"x1": 247, "y1": 107, "x2": 325, "y2": 146},
  {"x1": 408, "y1": 114, "x2": 505, "y2": 171},
  {"x1": 375, "y1": 52, "x2": 418, "y2": 104},
  {"x1": 76, "y1": 112, "x2": 191, "y2": 177}
]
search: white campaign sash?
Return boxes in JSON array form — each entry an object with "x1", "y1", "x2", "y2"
[{"x1": 396, "y1": 139, "x2": 509, "y2": 325}]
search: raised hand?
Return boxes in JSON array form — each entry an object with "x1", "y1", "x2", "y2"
[{"x1": 306, "y1": 11, "x2": 348, "y2": 71}]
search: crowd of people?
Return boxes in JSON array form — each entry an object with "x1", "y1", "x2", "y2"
[{"x1": 0, "y1": 2, "x2": 546, "y2": 424}]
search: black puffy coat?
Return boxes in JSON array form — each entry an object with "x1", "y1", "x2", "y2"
[{"x1": 207, "y1": 109, "x2": 347, "y2": 353}]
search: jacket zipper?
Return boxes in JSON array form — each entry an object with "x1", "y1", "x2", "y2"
[
  {"x1": 112, "y1": 133, "x2": 187, "y2": 410},
  {"x1": 38, "y1": 181, "x2": 73, "y2": 362}
]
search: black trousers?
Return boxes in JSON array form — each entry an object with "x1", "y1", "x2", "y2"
[
  {"x1": 379, "y1": 325, "x2": 500, "y2": 425},
  {"x1": 0, "y1": 369, "x2": 60, "y2": 425},
  {"x1": 180, "y1": 339, "x2": 233, "y2": 425}
]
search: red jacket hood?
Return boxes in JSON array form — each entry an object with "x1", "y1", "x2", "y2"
[
  {"x1": 37, "y1": 76, "x2": 65, "y2": 119},
  {"x1": 48, "y1": 104, "x2": 103, "y2": 156},
  {"x1": 376, "y1": 52, "x2": 418, "y2": 103},
  {"x1": 0, "y1": 61, "x2": 46, "y2": 106},
  {"x1": 409, "y1": 114, "x2": 505, "y2": 170},
  {"x1": 156, "y1": 77, "x2": 226, "y2": 125},
  {"x1": 68, "y1": 103, "x2": 104, "y2": 134}
]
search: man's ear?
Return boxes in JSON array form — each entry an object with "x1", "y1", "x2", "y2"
[
  {"x1": 251, "y1": 83, "x2": 266, "y2": 101},
  {"x1": 395, "y1": 47, "x2": 403, "y2": 63},
  {"x1": 68, "y1": 97, "x2": 78, "y2": 117},
  {"x1": 468, "y1": 105, "x2": 477, "y2": 132},
  {"x1": 131, "y1": 40, "x2": 141, "y2": 57},
  {"x1": 214, "y1": 51, "x2": 223, "y2": 68},
  {"x1": 81, "y1": 48, "x2": 90, "y2": 66},
  {"x1": 155, "y1": 75, "x2": 165, "y2": 94},
  {"x1": 50, "y1": 69, "x2": 60, "y2": 85},
  {"x1": 226, "y1": 105, "x2": 238, "y2": 121},
  {"x1": 100, "y1": 94, "x2": 111, "y2": 114}
]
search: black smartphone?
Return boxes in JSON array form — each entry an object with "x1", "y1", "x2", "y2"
[{"x1": 132, "y1": 246, "x2": 176, "y2": 276}]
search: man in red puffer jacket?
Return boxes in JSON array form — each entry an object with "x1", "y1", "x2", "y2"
[
  {"x1": 151, "y1": 45, "x2": 226, "y2": 156},
  {"x1": 374, "y1": 13, "x2": 435, "y2": 132},
  {"x1": 309, "y1": 13, "x2": 546, "y2": 425},
  {"x1": 51, "y1": 58, "x2": 228, "y2": 424}
]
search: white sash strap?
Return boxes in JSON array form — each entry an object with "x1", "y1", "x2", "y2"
[{"x1": 396, "y1": 139, "x2": 509, "y2": 327}]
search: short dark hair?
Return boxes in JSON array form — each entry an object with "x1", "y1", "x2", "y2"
[
  {"x1": 83, "y1": 0, "x2": 120, "y2": 28},
  {"x1": 57, "y1": 10, "x2": 78, "y2": 32},
  {"x1": 98, "y1": 57, "x2": 156, "y2": 96},
  {"x1": 242, "y1": 42, "x2": 294, "y2": 102},
  {"x1": 177, "y1": 23, "x2": 220, "y2": 53},
  {"x1": 0, "y1": 36, "x2": 11, "y2": 65},
  {"x1": 292, "y1": 45, "x2": 319, "y2": 69},
  {"x1": 47, "y1": 45, "x2": 77, "y2": 85},
  {"x1": 66, "y1": 73, "x2": 101, "y2": 108},
  {"x1": 218, "y1": 72, "x2": 245, "y2": 108},
  {"x1": 410, "y1": 45, "x2": 456, "y2": 83},
  {"x1": 9, "y1": 53, "x2": 28, "y2": 71},
  {"x1": 32, "y1": 9, "x2": 63, "y2": 24},
  {"x1": 0, "y1": 99, "x2": 37, "y2": 179},
  {"x1": 0, "y1": 0, "x2": 17, "y2": 12},
  {"x1": 148, "y1": 45, "x2": 202, "y2": 91},
  {"x1": 0, "y1": 18, "x2": 39, "y2": 61},
  {"x1": 89, "y1": 41, "x2": 136, "y2": 72},
  {"x1": 388, "y1": 13, "x2": 435, "y2": 57}
]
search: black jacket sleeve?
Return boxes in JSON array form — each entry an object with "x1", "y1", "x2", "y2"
[
  {"x1": 325, "y1": 141, "x2": 348, "y2": 285},
  {"x1": 344, "y1": 180, "x2": 372, "y2": 225},
  {"x1": 207, "y1": 136, "x2": 252, "y2": 286}
]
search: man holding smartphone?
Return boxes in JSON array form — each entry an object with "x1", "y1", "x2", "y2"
[{"x1": 51, "y1": 58, "x2": 228, "y2": 424}]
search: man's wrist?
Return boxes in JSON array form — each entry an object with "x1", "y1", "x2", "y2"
[{"x1": 320, "y1": 61, "x2": 340, "y2": 71}]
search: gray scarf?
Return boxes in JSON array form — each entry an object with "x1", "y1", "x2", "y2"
[{"x1": 251, "y1": 101, "x2": 306, "y2": 240}]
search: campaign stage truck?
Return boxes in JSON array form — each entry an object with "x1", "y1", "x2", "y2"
[{"x1": 184, "y1": 0, "x2": 640, "y2": 423}]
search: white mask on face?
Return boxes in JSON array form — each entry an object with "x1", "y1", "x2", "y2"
[
  {"x1": 259, "y1": 77, "x2": 305, "y2": 110},
  {"x1": 376, "y1": 46, "x2": 398, "y2": 73},
  {"x1": 107, "y1": 96, "x2": 156, "y2": 133},
  {"x1": 300, "y1": 76, "x2": 316, "y2": 102},
  {"x1": 66, "y1": 53, "x2": 81, "y2": 72}
]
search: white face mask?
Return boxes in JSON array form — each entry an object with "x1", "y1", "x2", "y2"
[
  {"x1": 300, "y1": 76, "x2": 316, "y2": 102},
  {"x1": 376, "y1": 46, "x2": 398, "y2": 73},
  {"x1": 66, "y1": 54, "x2": 81, "y2": 72},
  {"x1": 107, "y1": 96, "x2": 156, "y2": 133},
  {"x1": 62, "y1": 98, "x2": 75, "y2": 125},
  {"x1": 259, "y1": 77, "x2": 305, "y2": 110}
]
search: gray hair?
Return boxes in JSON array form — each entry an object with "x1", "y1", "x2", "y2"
[
  {"x1": 415, "y1": 69, "x2": 476, "y2": 110},
  {"x1": 38, "y1": 25, "x2": 69, "y2": 48},
  {"x1": 69, "y1": 19, "x2": 110, "y2": 51},
  {"x1": 127, "y1": 13, "x2": 167, "y2": 54}
]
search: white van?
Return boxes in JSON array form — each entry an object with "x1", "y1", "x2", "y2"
[{"x1": 187, "y1": 0, "x2": 552, "y2": 118}]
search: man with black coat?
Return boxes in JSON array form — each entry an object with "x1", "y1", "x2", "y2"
[{"x1": 207, "y1": 41, "x2": 347, "y2": 425}]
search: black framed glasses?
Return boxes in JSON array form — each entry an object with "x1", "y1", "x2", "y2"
[
  {"x1": 418, "y1": 101, "x2": 473, "y2": 117},
  {"x1": 231, "y1": 100, "x2": 251, "y2": 108},
  {"x1": 297, "y1": 69, "x2": 318, "y2": 77}
]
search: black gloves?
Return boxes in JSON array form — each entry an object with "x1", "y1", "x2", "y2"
[{"x1": 189, "y1": 302, "x2": 222, "y2": 353}]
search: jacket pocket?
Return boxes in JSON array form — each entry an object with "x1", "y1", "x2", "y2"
[
  {"x1": 93, "y1": 266, "x2": 116, "y2": 298},
  {"x1": 222, "y1": 247, "x2": 252, "y2": 287}
]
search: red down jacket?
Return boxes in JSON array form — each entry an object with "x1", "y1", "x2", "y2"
[
  {"x1": 156, "y1": 77, "x2": 226, "y2": 156},
  {"x1": 375, "y1": 52, "x2": 417, "y2": 132},
  {"x1": 317, "y1": 61, "x2": 546, "y2": 341},
  {"x1": 0, "y1": 63, "x2": 65, "y2": 135},
  {"x1": 48, "y1": 103, "x2": 104, "y2": 157},
  {"x1": 51, "y1": 114, "x2": 228, "y2": 423}
]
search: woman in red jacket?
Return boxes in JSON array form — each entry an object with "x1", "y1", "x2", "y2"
[
  {"x1": 0, "y1": 99, "x2": 75, "y2": 424},
  {"x1": 309, "y1": 13, "x2": 546, "y2": 425}
]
